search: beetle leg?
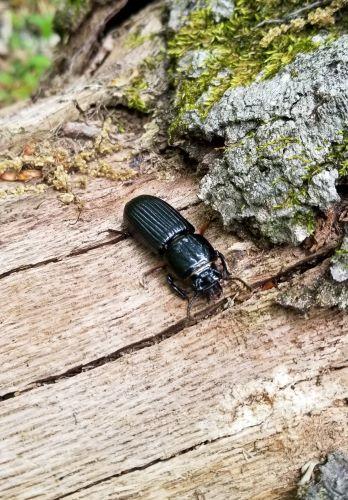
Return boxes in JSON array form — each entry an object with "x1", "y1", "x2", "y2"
[
  {"x1": 99, "y1": 228, "x2": 129, "y2": 237},
  {"x1": 140, "y1": 262, "x2": 166, "y2": 289},
  {"x1": 167, "y1": 274, "x2": 188, "y2": 300},
  {"x1": 215, "y1": 250, "x2": 231, "y2": 279},
  {"x1": 98, "y1": 228, "x2": 129, "y2": 241},
  {"x1": 187, "y1": 292, "x2": 198, "y2": 319}
]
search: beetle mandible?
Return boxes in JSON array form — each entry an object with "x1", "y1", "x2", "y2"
[{"x1": 122, "y1": 195, "x2": 248, "y2": 315}]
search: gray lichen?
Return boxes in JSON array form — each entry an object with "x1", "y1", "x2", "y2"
[
  {"x1": 278, "y1": 269, "x2": 348, "y2": 312},
  {"x1": 168, "y1": 0, "x2": 234, "y2": 31},
  {"x1": 176, "y1": 50, "x2": 213, "y2": 79},
  {"x1": 331, "y1": 234, "x2": 348, "y2": 283},
  {"x1": 198, "y1": 37, "x2": 348, "y2": 244},
  {"x1": 166, "y1": 0, "x2": 348, "y2": 245},
  {"x1": 298, "y1": 452, "x2": 348, "y2": 500}
]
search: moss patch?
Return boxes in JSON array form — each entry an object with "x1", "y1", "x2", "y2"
[
  {"x1": 329, "y1": 129, "x2": 348, "y2": 177},
  {"x1": 54, "y1": 0, "x2": 91, "y2": 39},
  {"x1": 124, "y1": 76, "x2": 150, "y2": 113},
  {"x1": 271, "y1": 127, "x2": 348, "y2": 222},
  {"x1": 125, "y1": 30, "x2": 154, "y2": 50},
  {"x1": 168, "y1": 0, "x2": 348, "y2": 132},
  {"x1": 0, "y1": 118, "x2": 137, "y2": 202}
]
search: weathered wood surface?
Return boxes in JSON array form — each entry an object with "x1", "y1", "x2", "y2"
[
  {"x1": 0, "y1": 174, "x2": 335, "y2": 397},
  {"x1": 0, "y1": 171, "x2": 347, "y2": 500},
  {"x1": 0, "y1": 0, "x2": 346, "y2": 497},
  {"x1": 68, "y1": 406, "x2": 348, "y2": 500},
  {"x1": 0, "y1": 2, "x2": 164, "y2": 152}
]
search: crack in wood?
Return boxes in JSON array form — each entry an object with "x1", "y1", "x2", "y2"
[
  {"x1": 0, "y1": 256, "x2": 60, "y2": 281},
  {"x1": 0, "y1": 298, "x2": 226, "y2": 402},
  {"x1": 51, "y1": 374, "x2": 348, "y2": 499},
  {"x1": 0, "y1": 242, "x2": 336, "y2": 403},
  {"x1": 54, "y1": 430, "x2": 250, "y2": 500},
  {"x1": 51, "y1": 428, "x2": 271, "y2": 498},
  {"x1": 252, "y1": 242, "x2": 337, "y2": 288},
  {"x1": 0, "y1": 236, "x2": 124, "y2": 281},
  {"x1": 0, "y1": 200, "x2": 201, "y2": 281},
  {"x1": 0, "y1": 203, "x2": 331, "y2": 284}
]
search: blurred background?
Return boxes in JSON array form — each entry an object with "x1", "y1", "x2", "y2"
[{"x1": 0, "y1": 0, "x2": 59, "y2": 108}]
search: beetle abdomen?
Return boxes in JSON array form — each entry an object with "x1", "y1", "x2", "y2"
[{"x1": 123, "y1": 195, "x2": 194, "y2": 254}]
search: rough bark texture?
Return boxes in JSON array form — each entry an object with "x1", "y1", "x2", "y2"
[
  {"x1": 199, "y1": 38, "x2": 348, "y2": 244},
  {"x1": 167, "y1": 0, "x2": 348, "y2": 246},
  {"x1": 0, "y1": 1, "x2": 347, "y2": 499}
]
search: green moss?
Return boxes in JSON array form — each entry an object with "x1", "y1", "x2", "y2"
[
  {"x1": 273, "y1": 159, "x2": 320, "y2": 212},
  {"x1": 328, "y1": 129, "x2": 348, "y2": 176},
  {"x1": 168, "y1": 0, "x2": 348, "y2": 132},
  {"x1": 335, "y1": 249, "x2": 348, "y2": 256},
  {"x1": 143, "y1": 51, "x2": 166, "y2": 70},
  {"x1": 332, "y1": 245, "x2": 348, "y2": 272},
  {"x1": 271, "y1": 126, "x2": 348, "y2": 232},
  {"x1": 294, "y1": 210, "x2": 316, "y2": 233},
  {"x1": 54, "y1": 0, "x2": 91, "y2": 38},
  {"x1": 124, "y1": 76, "x2": 150, "y2": 113},
  {"x1": 125, "y1": 31, "x2": 154, "y2": 49},
  {"x1": 256, "y1": 135, "x2": 301, "y2": 153}
]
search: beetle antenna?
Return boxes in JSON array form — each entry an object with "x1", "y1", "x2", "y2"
[{"x1": 187, "y1": 292, "x2": 198, "y2": 319}]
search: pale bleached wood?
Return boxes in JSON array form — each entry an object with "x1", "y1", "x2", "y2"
[
  {"x1": 0, "y1": 290, "x2": 346, "y2": 499},
  {"x1": 0, "y1": 78, "x2": 105, "y2": 152},
  {"x1": 67, "y1": 406, "x2": 348, "y2": 500},
  {"x1": 0, "y1": 166, "x2": 317, "y2": 281}
]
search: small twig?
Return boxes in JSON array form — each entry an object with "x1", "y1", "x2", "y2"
[
  {"x1": 73, "y1": 99, "x2": 87, "y2": 118},
  {"x1": 286, "y1": 0, "x2": 329, "y2": 20},
  {"x1": 34, "y1": 200, "x2": 46, "y2": 210},
  {"x1": 255, "y1": 0, "x2": 329, "y2": 28},
  {"x1": 71, "y1": 206, "x2": 83, "y2": 225},
  {"x1": 255, "y1": 18, "x2": 283, "y2": 28}
]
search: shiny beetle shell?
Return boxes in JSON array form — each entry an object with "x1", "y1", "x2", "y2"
[
  {"x1": 123, "y1": 194, "x2": 232, "y2": 302},
  {"x1": 124, "y1": 194, "x2": 194, "y2": 254}
]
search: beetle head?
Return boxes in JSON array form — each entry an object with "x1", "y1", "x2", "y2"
[{"x1": 191, "y1": 265, "x2": 223, "y2": 299}]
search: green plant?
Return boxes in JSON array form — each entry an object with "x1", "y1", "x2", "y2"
[
  {"x1": 328, "y1": 130, "x2": 348, "y2": 176},
  {"x1": 0, "y1": 2, "x2": 57, "y2": 106},
  {"x1": 124, "y1": 77, "x2": 150, "y2": 113}
]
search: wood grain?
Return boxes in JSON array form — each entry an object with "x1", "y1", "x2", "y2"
[
  {"x1": 67, "y1": 407, "x2": 348, "y2": 500},
  {"x1": 0, "y1": 173, "x2": 329, "y2": 397},
  {"x1": 0, "y1": 0, "x2": 346, "y2": 496},
  {"x1": 0, "y1": 290, "x2": 346, "y2": 499},
  {"x1": 0, "y1": 175, "x2": 198, "y2": 276}
]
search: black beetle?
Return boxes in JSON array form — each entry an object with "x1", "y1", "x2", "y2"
[{"x1": 122, "y1": 195, "x2": 248, "y2": 315}]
